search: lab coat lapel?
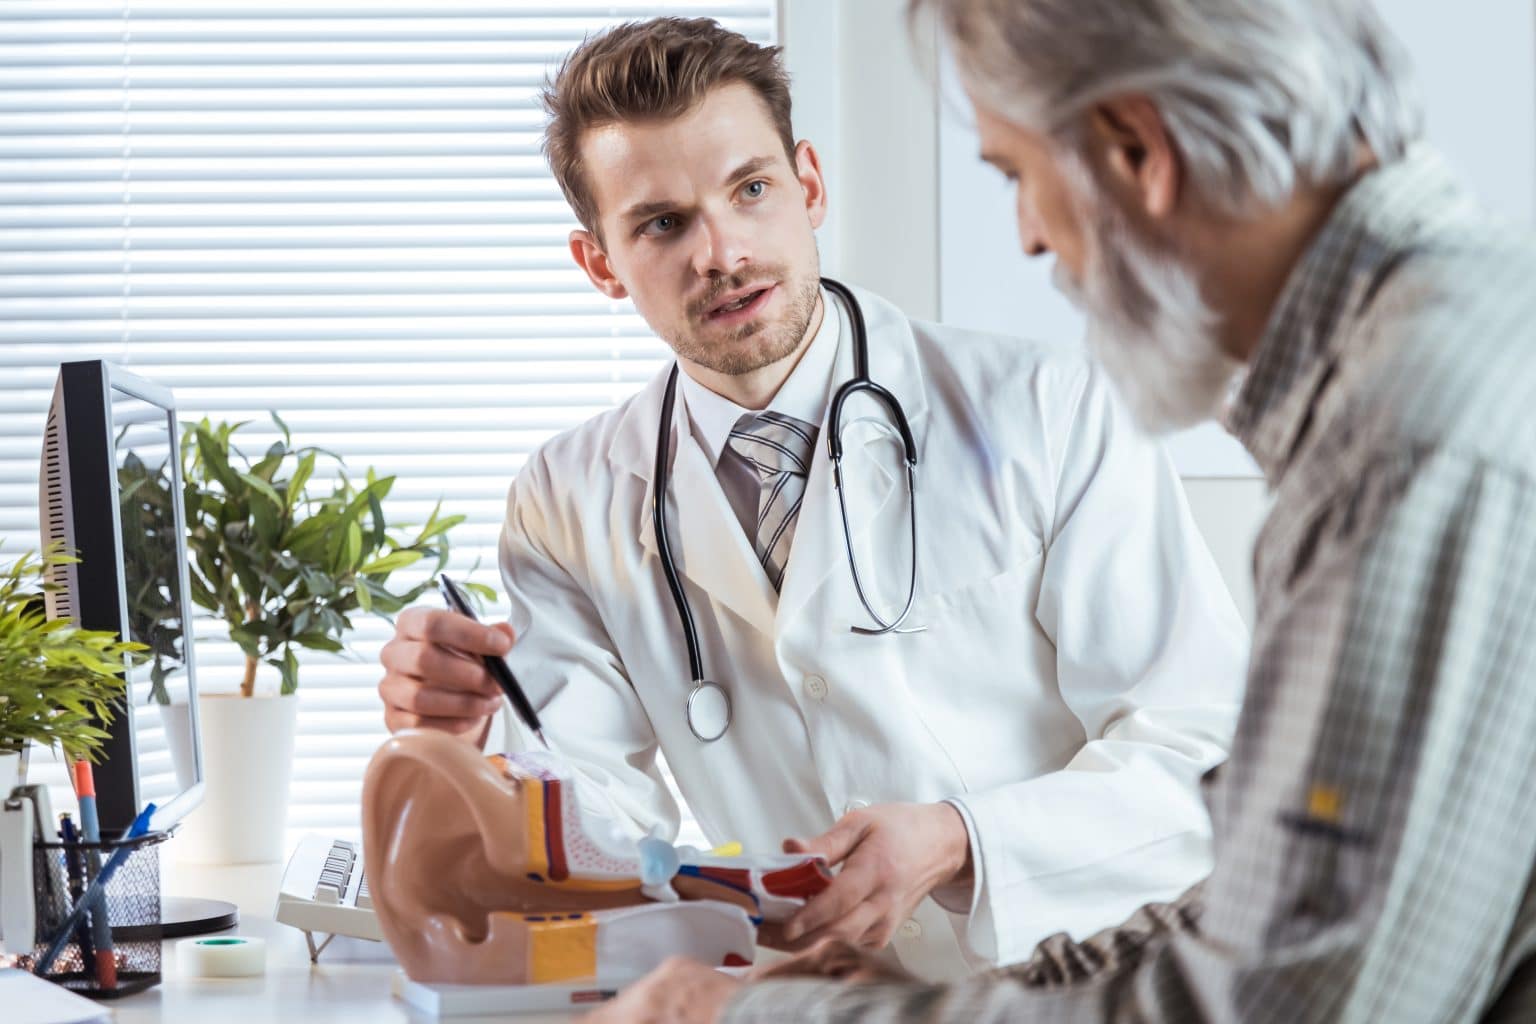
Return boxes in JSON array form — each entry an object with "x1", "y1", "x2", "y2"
[
  {"x1": 777, "y1": 286, "x2": 931, "y2": 632},
  {"x1": 616, "y1": 366, "x2": 779, "y2": 638}
]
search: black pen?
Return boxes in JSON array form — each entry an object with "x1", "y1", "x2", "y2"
[{"x1": 437, "y1": 574, "x2": 549, "y2": 750}]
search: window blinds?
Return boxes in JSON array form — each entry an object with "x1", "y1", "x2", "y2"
[{"x1": 2, "y1": 0, "x2": 774, "y2": 847}]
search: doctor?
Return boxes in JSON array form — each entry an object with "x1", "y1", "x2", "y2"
[{"x1": 378, "y1": 16, "x2": 1247, "y2": 980}]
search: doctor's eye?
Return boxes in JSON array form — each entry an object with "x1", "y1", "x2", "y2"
[
  {"x1": 640, "y1": 214, "x2": 680, "y2": 238},
  {"x1": 740, "y1": 180, "x2": 768, "y2": 200}
]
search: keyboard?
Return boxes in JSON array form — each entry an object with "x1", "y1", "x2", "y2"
[{"x1": 274, "y1": 834, "x2": 383, "y2": 960}]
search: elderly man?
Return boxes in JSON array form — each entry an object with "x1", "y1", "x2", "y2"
[{"x1": 593, "y1": 0, "x2": 1536, "y2": 1021}]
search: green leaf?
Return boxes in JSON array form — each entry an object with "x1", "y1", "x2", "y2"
[
  {"x1": 250, "y1": 491, "x2": 283, "y2": 548},
  {"x1": 366, "y1": 491, "x2": 387, "y2": 559},
  {"x1": 193, "y1": 425, "x2": 243, "y2": 493},
  {"x1": 357, "y1": 550, "x2": 423, "y2": 576},
  {"x1": 337, "y1": 520, "x2": 363, "y2": 574},
  {"x1": 416, "y1": 503, "x2": 466, "y2": 544},
  {"x1": 286, "y1": 451, "x2": 316, "y2": 514},
  {"x1": 238, "y1": 471, "x2": 283, "y2": 509},
  {"x1": 364, "y1": 587, "x2": 405, "y2": 614},
  {"x1": 462, "y1": 581, "x2": 497, "y2": 603},
  {"x1": 292, "y1": 633, "x2": 344, "y2": 653},
  {"x1": 354, "y1": 576, "x2": 373, "y2": 613},
  {"x1": 299, "y1": 567, "x2": 336, "y2": 599},
  {"x1": 267, "y1": 646, "x2": 300, "y2": 696},
  {"x1": 227, "y1": 625, "x2": 265, "y2": 659}
]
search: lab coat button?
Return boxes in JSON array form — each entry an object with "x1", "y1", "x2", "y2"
[
  {"x1": 804, "y1": 675, "x2": 828, "y2": 702},
  {"x1": 898, "y1": 919, "x2": 922, "y2": 940}
]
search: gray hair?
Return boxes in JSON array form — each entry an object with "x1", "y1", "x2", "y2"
[{"x1": 917, "y1": 0, "x2": 1423, "y2": 213}]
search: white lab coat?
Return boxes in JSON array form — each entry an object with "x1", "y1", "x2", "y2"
[{"x1": 491, "y1": 284, "x2": 1247, "y2": 980}]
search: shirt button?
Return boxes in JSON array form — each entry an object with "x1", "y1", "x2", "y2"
[
  {"x1": 843, "y1": 798, "x2": 870, "y2": 816},
  {"x1": 898, "y1": 919, "x2": 923, "y2": 940},
  {"x1": 804, "y1": 675, "x2": 828, "y2": 702}
]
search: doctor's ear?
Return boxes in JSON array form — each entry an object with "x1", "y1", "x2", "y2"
[
  {"x1": 1087, "y1": 97, "x2": 1181, "y2": 221},
  {"x1": 793, "y1": 140, "x2": 829, "y2": 231},
  {"x1": 569, "y1": 229, "x2": 629, "y2": 300}
]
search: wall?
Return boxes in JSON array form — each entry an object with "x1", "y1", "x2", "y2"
[{"x1": 783, "y1": 0, "x2": 940, "y2": 319}]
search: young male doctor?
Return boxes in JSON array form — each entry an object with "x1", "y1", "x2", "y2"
[{"x1": 377, "y1": 17, "x2": 1247, "y2": 980}]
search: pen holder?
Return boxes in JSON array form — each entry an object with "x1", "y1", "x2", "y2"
[{"x1": 25, "y1": 829, "x2": 168, "y2": 998}]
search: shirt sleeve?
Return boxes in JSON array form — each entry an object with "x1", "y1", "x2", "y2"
[
  {"x1": 944, "y1": 364, "x2": 1247, "y2": 964},
  {"x1": 724, "y1": 450, "x2": 1536, "y2": 1023}
]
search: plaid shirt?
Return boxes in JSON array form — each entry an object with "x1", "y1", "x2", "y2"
[{"x1": 725, "y1": 147, "x2": 1536, "y2": 1022}]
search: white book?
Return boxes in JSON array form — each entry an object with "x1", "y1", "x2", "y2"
[
  {"x1": 0, "y1": 969, "x2": 112, "y2": 1024},
  {"x1": 390, "y1": 969, "x2": 628, "y2": 1017}
]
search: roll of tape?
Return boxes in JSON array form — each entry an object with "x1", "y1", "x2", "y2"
[{"x1": 177, "y1": 935, "x2": 267, "y2": 977}]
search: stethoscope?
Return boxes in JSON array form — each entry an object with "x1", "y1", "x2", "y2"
[{"x1": 652, "y1": 277, "x2": 923, "y2": 743}]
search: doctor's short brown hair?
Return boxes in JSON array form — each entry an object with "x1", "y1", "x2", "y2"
[{"x1": 541, "y1": 17, "x2": 798, "y2": 240}]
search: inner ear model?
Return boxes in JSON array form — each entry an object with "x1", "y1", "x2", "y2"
[{"x1": 360, "y1": 729, "x2": 831, "y2": 985}]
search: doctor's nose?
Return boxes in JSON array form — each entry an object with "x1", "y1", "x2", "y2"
[{"x1": 691, "y1": 216, "x2": 752, "y2": 278}]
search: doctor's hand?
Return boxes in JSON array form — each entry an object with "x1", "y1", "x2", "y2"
[
  {"x1": 760, "y1": 802, "x2": 973, "y2": 952},
  {"x1": 582, "y1": 956, "x2": 741, "y2": 1024},
  {"x1": 377, "y1": 606, "x2": 514, "y2": 744}
]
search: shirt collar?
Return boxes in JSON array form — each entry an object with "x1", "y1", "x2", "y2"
[
  {"x1": 678, "y1": 286, "x2": 843, "y2": 468},
  {"x1": 1226, "y1": 145, "x2": 1473, "y2": 481}
]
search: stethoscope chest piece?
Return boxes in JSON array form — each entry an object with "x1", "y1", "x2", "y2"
[{"x1": 686, "y1": 680, "x2": 732, "y2": 743}]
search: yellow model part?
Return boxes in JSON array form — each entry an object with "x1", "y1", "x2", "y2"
[{"x1": 527, "y1": 915, "x2": 598, "y2": 983}]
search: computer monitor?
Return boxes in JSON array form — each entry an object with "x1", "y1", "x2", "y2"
[{"x1": 39, "y1": 360, "x2": 204, "y2": 839}]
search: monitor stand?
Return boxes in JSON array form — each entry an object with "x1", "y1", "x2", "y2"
[
  {"x1": 113, "y1": 897, "x2": 239, "y2": 942},
  {"x1": 161, "y1": 895, "x2": 240, "y2": 937}
]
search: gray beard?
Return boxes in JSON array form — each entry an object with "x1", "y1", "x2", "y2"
[{"x1": 1052, "y1": 187, "x2": 1240, "y2": 435}]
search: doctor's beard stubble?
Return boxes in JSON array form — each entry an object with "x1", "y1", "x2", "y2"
[{"x1": 668, "y1": 263, "x2": 823, "y2": 377}]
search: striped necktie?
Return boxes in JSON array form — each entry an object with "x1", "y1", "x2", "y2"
[{"x1": 726, "y1": 410, "x2": 819, "y2": 592}]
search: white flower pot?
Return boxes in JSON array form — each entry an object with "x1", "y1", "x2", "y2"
[{"x1": 171, "y1": 692, "x2": 299, "y2": 865}]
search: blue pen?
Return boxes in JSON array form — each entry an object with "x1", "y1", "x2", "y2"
[{"x1": 34, "y1": 802, "x2": 155, "y2": 978}]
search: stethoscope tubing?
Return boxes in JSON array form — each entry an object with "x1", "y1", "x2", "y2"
[{"x1": 654, "y1": 277, "x2": 921, "y2": 741}]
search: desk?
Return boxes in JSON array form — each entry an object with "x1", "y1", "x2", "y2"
[{"x1": 106, "y1": 861, "x2": 580, "y2": 1023}]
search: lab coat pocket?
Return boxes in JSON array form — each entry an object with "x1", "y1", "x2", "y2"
[
  {"x1": 904, "y1": 549, "x2": 1078, "y2": 791},
  {"x1": 917, "y1": 546, "x2": 1045, "y2": 622}
]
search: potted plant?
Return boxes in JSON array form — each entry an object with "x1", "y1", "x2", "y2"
[
  {"x1": 0, "y1": 543, "x2": 143, "y2": 792},
  {"x1": 175, "y1": 415, "x2": 481, "y2": 863}
]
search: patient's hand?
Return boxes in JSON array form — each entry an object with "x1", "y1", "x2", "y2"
[
  {"x1": 751, "y1": 938, "x2": 916, "y2": 984},
  {"x1": 760, "y1": 802, "x2": 972, "y2": 952},
  {"x1": 583, "y1": 956, "x2": 741, "y2": 1024},
  {"x1": 378, "y1": 606, "x2": 514, "y2": 742}
]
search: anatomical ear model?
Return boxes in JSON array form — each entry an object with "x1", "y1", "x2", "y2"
[{"x1": 361, "y1": 729, "x2": 831, "y2": 986}]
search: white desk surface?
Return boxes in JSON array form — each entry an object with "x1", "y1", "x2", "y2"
[{"x1": 104, "y1": 860, "x2": 581, "y2": 1023}]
